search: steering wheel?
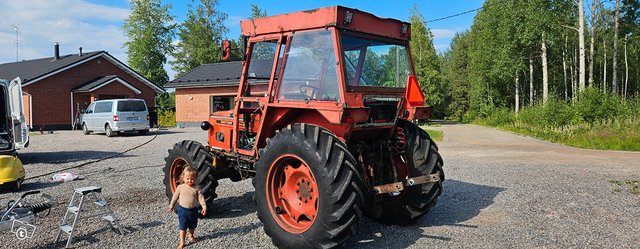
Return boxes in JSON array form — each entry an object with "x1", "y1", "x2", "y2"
[{"x1": 299, "y1": 85, "x2": 319, "y2": 99}]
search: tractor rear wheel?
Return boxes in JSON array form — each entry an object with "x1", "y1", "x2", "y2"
[
  {"x1": 367, "y1": 120, "x2": 444, "y2": 225},
  {"x1": 163, "y1": 140, "x2": 218, "y2": 211},
  {"x1": 254, "y1": 124, "x2": 365, "y2": 248}
]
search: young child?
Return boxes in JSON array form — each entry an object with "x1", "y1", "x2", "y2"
[{"x1": 168, "y1": 167, "x2": 207, "y2": 249}]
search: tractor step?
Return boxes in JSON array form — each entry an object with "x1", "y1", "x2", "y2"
[{"x1": 373, "y1": 172, "x2": 441, "y2": 194}]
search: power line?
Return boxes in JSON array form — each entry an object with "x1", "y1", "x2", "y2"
[{"x1": 425, "y1": 1, "x2": 499, "y2": 23}]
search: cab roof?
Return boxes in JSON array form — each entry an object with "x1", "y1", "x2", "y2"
[{"x1": 240, "y1": 5, "x2": 411, "y2": 41}]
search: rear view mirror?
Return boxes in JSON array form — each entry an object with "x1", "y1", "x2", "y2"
[{"x1": 221, "y1": 40, "x2": 230, "y2": 61}]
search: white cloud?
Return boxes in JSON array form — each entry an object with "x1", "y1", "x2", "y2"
[
  {"x1": 0, "y1": 0, "x2": 129, "y2": 64},
  {"x1": 431, "y1": 29, "x2": 456, "y2": 40}
]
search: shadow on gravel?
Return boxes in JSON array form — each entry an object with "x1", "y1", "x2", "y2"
[
  {"x1": 348, "y1": 179, "x2": 505, "y2": 248},
  {"x1": 197, "y1": 222, "x2": 262, "y2": 242},
  {"x1": 19, "y1": 151, "x2": 133, "y2": 164},
  {"x1": 205, "y1": 192, "x2": 256, "y2": 219}
]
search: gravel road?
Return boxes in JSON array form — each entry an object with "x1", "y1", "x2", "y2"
[{"x1": 1, "y1": 124, "x2": 638, "y2": 248}]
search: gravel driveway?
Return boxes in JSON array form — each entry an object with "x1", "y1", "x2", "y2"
[{"x1": 1, "y1": 124, "x2": 638, "y2": 248}]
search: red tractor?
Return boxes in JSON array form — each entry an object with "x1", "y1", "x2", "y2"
[{"x1": 164, "y1": 6, "x2": 444, "y2": 248}]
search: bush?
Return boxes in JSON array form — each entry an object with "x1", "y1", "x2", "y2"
[
  {"x1": 574, "y1": 87, "x2": 623, "y2": 123},
  {"x1": 477, "y1": 107, "x2": 515, "y2": 126},
  {"x1": 158, "y1": 110, "x2": 176, "y2": 127}
]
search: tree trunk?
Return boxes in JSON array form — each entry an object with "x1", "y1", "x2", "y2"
[
  {"x1": 612, "y1": 0, "x2": 619, "y2": 95},
  {"x1": 563, "y1": 35, "x2": 568, "y2": 101},
  {"x1": 529, "y1": 56, "x2": 534, "y2": 106},
  {"x1": 571, "y1": 49, "x2": 580, "y2": 101},
  {"x1": 515, "y1": 73, "x2": 520, "y2": 113},
  {"x1": 603, "y1": 38, "x2": 607, "y2": 93},
  {"x1": 578, "y1": 0, "x2": 586, "y2": 93},
  {"x1": 588, "y1": 0, "x2": 597, "y2": 86},
  {"x1": 542, "y1": 33, "x2": 549, "y2": 104},
  {"x1": 624, "y1": 34, "x2": 628, "y2": 99}
]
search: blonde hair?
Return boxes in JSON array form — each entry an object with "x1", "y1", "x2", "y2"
[{"x1": 180, "y1": 167, "x2": 198, "y2": 183}]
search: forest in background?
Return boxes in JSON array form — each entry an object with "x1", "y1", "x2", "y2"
[
  {"x1": 121, "y1": 1, "x2": 639, "y2": 149},
  {"x1": 417, "y1": 0, "x2": 640, "y2": 150}
]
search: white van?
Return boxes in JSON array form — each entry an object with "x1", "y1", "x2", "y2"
[{"x1": 81, "y1": 99, "x2": 150, "y2": 137}]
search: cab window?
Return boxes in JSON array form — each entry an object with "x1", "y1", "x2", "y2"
[{"x1": 277, "y1": 30, "x2": 340, "y2": 101}]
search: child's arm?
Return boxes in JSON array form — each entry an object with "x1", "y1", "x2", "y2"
[
  {"x1": 197, "y1": 190, "x2": 207, "y2": 215},
  {"x1": 168, "y1": 185, "x2": 181, "y2": 211}
]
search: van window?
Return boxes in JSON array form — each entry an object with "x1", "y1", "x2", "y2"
[
  {"x1": 117, "y1": 100, "x2": 147, "y2": 112},
  {"x1": 94, "y1": 102, "x2": 113, "y2": 113}
]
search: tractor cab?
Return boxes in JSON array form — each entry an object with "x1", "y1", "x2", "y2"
[{"x1": 208, "y1": 6, "x2": 430, "y2": 156}]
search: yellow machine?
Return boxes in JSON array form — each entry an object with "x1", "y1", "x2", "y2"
[{"x1": 0, "y1": 77, "x2": 29, "y2": 190}]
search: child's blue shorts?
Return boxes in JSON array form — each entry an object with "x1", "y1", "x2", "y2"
[{"x1": 177, "y1": 205, "x2": 198, "y2": 230}]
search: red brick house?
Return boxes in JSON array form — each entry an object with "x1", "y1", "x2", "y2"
[
  {"x1": 0, "y1": 45, "x2": 164, "y2": 130},
  {"x1": 166, "y1": 61, "x2": 242, "y2": 127}
]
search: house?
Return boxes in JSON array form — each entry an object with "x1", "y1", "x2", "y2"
[
  {"x1": 0, "y1": 44, "x2": 164, "y2": 130},
  {"x1": 165, "y1": 61, "x2": 242, "y2": 127}
]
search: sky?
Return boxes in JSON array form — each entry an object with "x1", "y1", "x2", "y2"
[{"x1": 0, "y1": 0, "x2": 485, "y2": 81}]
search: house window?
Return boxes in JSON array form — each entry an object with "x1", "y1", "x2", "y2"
[{"x1": 210, "y1": 96, "x2": 235, "y2": 114}]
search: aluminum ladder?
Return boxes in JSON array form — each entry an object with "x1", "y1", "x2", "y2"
[{"x1": 55, "y1": 186, "x2": 124, "y2": 248}]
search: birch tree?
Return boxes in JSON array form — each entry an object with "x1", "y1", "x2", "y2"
[
  {"x1": 542, "y1": 33, "x2": 549, "y2": 104},
  {"x1": 578, "y1": 0, "x2": 586, "y2": 92},
  {"x1": 589, "y1": 0, "x2": 598, "y2": 86},
  {"x1": 122, "y1": 0, "x2": 175, "y2": 86},
  {"x1": 171, "y1": 0, "x2": 229, "y2": 77},
  {"x1": 612, "y1": 0, "x2": 620, "y2": 95}
]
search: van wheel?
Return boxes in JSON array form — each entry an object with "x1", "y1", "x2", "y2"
[
  {"x1": 105, "y1": 124, "x2": 115, "y2": 137},
  {"x1": 82, "y1": 123, "x2": 90, "y2": 135}
]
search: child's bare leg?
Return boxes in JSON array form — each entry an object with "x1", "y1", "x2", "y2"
[
  {"x1": 189, "y1": 228, "x2": 197, "y2": 242},
  {"x1": 178, "y1": 230, "x2": 186, "y2": 249}
]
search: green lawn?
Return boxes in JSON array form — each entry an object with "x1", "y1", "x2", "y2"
[{"x1": 420, "y1": 126, "x2": 444, "y2": 142}]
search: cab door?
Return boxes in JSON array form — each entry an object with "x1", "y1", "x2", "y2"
[{"x1": 9, "y1": 77, "x2": 28, "y2": 149}]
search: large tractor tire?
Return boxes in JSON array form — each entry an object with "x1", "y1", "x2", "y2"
[
  {"x1": 163, "y1": 140, "x2": 218, "y2": 210},
  {"x1": 254, "y1": 124, "x2": 365, "y2": 249},
  {"x1": 367, "y1": 120, "x2": 444, "y2": 225}
]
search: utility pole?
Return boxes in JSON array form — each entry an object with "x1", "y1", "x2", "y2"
[{"x1": 10, "y1": 23, "x2": 19, "y2": 62}]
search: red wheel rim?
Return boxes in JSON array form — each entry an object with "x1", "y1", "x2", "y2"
[
  {"x1": 170, "y1": 157, "x2": 188, "y2": 192},
  {"x1": 266, "y1": 154, "x2": 319, "y2": 234}
]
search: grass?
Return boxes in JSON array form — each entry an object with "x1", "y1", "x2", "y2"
[
  {"x1": 471, "y1": 89, "x2": 640, "y2": 151},
  {"x1": 420, "y1": 126, "x2": 444, "y2": 142},
  {"x1": 609, "y1": 179, "x2": 640, "y2": 195},
  {"x1": 489, "y1": 117, "x2": 640, "y2": 151}
]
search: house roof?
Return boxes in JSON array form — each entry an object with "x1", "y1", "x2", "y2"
[
  {"x1": 0, "y1": 51, "x2": 103, "y2": 82},
  {"x1": 166, "y1": 61, "x2": 244, "y2": 88},
  {"x1": 72, "y1": 75, "x2": 142, "y2": 94},
  {"x1": 0, "y1": 51, "x2": 164, "y2": 93},
  {"x1": 166, "y1": 59, "x2": 274, "y2": 89}
]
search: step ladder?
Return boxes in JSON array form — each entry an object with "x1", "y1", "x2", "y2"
[{"x1": 55, "y1": 186, "x2": 124, "y2": 248}]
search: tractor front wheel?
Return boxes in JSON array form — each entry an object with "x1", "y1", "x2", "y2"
[
  {"x1": 254, "y1": 124, "x2": 365, "y2": 248},
  {"x1": 163, "y1": 140, "x2": 218, "y2": 211}
]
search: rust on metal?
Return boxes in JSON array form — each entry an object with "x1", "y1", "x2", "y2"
[
  {"x1": 373, "y1": 182, "x2": 404, "y2": 194},
  {"x1": 373, "y1": 173, "x2": 441, "y2": 194}
]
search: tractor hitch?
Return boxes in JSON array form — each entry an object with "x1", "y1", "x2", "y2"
[{"x1": 373, "y1": 172, "x2": 441, "y2": 194}]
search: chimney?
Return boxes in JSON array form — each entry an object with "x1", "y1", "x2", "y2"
[
  {"x1": 54, "y1": 42, "x2": 60, "y2": 60},
  {"x1": 79, "y1": 47, "x2": 83, "y2": 56}
]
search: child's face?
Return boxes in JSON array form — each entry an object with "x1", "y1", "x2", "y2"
[{"x1": 183, "y1": 173, "x2": 196, "y2": 187}]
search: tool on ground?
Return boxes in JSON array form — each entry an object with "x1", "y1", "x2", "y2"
[
  {"x1": 0, "y1": 190, "x2": 57, "y2": 240},
  {"x1": 55, "y1": 186, "x2": 124, "y2": 248}
]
